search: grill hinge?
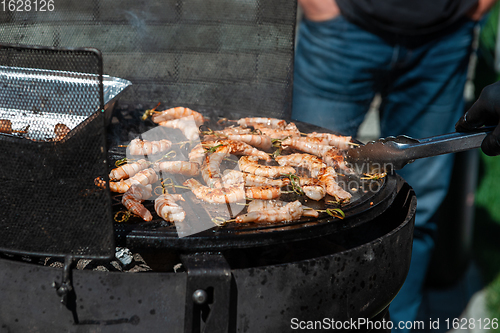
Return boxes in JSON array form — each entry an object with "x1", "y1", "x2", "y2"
[
  {"x1": 52, "y1": 255, "x2": 79, "y2": 324},
  {"x1": 181, "y1": 253, "x2": 233, "y2": 333}
]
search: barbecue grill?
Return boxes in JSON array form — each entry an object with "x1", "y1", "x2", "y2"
[{"x1": 0, "y1": 1, "x2": 416, "y2": 332}]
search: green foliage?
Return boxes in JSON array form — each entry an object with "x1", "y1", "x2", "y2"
[
  {"x1": 476, "y1": 153, "x2": 500, "y2": 222},
  {"x1": 486, "y1": 274, "x2": 500, "y2": 333},
  {"x1": 471, "y1": 3, "x2": 500, "y2": 324},
  {"x1": 474, "y1": 152, "x2": 500, "y2": 324},
  {"x1": 475, "y1": 2, "x2": 500, "y2": 97},
  {"x1": 479, "y1": 2, "x2": 499, "y2": 60}
]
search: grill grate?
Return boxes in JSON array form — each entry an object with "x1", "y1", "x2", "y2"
[{"x1": 107, "y1": 113, "x2": 399, "y2": 252}]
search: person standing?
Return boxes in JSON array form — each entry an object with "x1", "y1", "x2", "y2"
[{"x1": 292, "y1": 0, "x2": 497, "y2": 330}]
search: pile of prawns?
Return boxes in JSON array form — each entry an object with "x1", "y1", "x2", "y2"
[{"x1": 101, "y1": 105, "x2": 356, "y2": 225}]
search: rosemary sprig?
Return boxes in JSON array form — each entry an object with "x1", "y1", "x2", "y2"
[
  {"x1": 157, "y1": 150, "x2": 177, "y2": 161},
  {"x1": 287, "y1": 173, "x2": 304, "y2": 196},
  {"x1": 200, "y1": 128, "x2": 227, "y2": 138},
  {"x1": 211, "y1": 217, "x2": 235, "y2": 226},
  {"x1": 316, "y1": 207, "x2": 346, "y2": 219},
  {"x1": 325, "y1": 208, "x2": 345, "y2": 219},
  {"x1": 204, "y1": 143, "x2": 224, "y2": 153},
  {"x1": 115, "y1": 157, "x2": 131, "y2": 167},
  {"x1": 361, "y1": 172, "x2": 387, "y2": 180},
  {"x1": 271, "y1": 138, "x2": 282, "y2": 148},
  {"x1": 156, "y1": 178, "x2": 190, "y2": 195},
  {"x1": 141, "y1": 102, "x2": 161, "y2": 120},
  {"x1": 176, "y1": 140, "x2": 194, "y2": 150},
  {"x1": 272, "y1": 147, "x2": 282, "y2": 158},
  {"x1": 114, "y1": 210, "x2": 137, "y2": 223}
]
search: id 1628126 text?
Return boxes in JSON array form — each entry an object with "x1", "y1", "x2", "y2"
[{"x1": 0, "y1": 0, "x2": 54, "y2": 11}]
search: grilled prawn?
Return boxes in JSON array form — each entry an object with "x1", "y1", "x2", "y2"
[
  {"x1": 110, "y1": 159, "x2": 150, "y2": 181},
  {"x1": 306, "y1": 132, "x2": 352, "y2": 150},
  {"x1": 281, "y1": 137, "x2": 353, "y2": 173},
  {"x1": 109, "y1": 168, "x2": 159, "y2": 193},
  {"x1": 321, "y1": 148, "x2": 353, "y2": 174},
  {"x1": 152, "y1": 106, "x2": 206, "y2": 125},
  {"x1": 153, "y1": 161, "x2": 199, "y2": 176},
  {"x1": 246, "y1": 199, "x2": 319, "y2": 218},
  {"x1": 281, "y1": 137, "x2": 333, "y2": 157},
  {"x1": 253, "y1": 122, "x2": 300, "y2": 139},
  {"x1": 238, "y1": 156, "x2": 295, "y2": 178},
  {"x1": 317, "y1": 167, "x2": 351, "y2": 203},
  {"x1": 188, "y1": 143, "x2": 206, "y2": 165},
  {"x1": 275, "y1": 153, "x2": 326, "y2": 178},
  {"x1": 237, "y1": 117, "x2": 286, "y2": 129},
  {"x1": 298, "y1": 177, "x2": 327, "y2": 201},
  {"x1": 204, "y1": 139, "x2": 271, "y2": 161},
  {"x1": 200, "y1": 145, "x2": 231, "y2": 188},
  {"x1": 245, "y1": 185, "x2": 281, "y2": 200},
  {"x1": 225, "y1": 134, "x2": 272, "y2": 150},
  {"x1": 222, "y1": 170, "x2": 290, "y2": 187},
  {"x1": 154, "y1": 194, "x2": 186, "y2": 223},
  {"x1": 215, "y1": 126, "x2": 253, "y2": 135},
  {"x1": 121, "y1": 184, "x2": 153, "y2": 222},
  {"x1": 183, "y1": 178, "x2": 245, "y2": 203},
  {"x1": 235, "y1": 200, "x2": 303, "y2": 223},
  {"x1": 128, "y1": 138, "x2": 172, "y2": 156},
  {"x1": 183, "y1": 178, "x2": 280, "y2": 204},
  {"x1": 158, "y1": 118, "x2": 200, "y2": 141}
]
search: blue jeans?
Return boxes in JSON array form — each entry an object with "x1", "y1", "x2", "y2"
[{"x1": 293, "y1": 16, "x2": 476, "y2": 331}]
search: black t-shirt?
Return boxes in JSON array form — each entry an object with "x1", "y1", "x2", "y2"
[{"x1": 335, "y1": 0, "x2": 478, "y2": 36}]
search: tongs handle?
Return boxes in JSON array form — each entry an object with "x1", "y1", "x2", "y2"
[
  {"x1": 346, "y1": 126, "x2": 495, "y2": 172},
  {"x1": 395, "y1": 126, "x2": 495, "y2": 163}
]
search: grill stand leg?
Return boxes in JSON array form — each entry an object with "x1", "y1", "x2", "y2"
[
  {"x1": 52, "y1": 255, "x2": 79, "y2": 324},
  {"x1": 181, "y1": 253, "x2": 232, "y2": 333}
]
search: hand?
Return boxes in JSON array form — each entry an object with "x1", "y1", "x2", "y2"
[
  {"x1": 298, "y1": 0, "x2": 340, "y2": 22},
  {"x1": 455, "y1": 81, "x2": 500, "y2": 156},
  {"x1": 466, "y1": 0, "x2": 498, "y2": 21}
]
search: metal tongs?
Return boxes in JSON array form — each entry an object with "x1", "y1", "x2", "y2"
[{"x1": 345, "y1": 126, "x2": 495, "y2": 173}]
